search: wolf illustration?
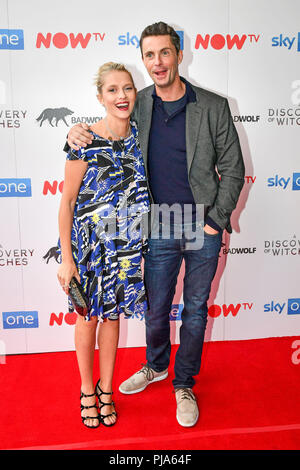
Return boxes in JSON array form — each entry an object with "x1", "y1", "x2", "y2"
[
  {"x1": 36, "y1": 107, "x2": 74, "y2": 127},
  {"x1": 43, "y1": 246, "x2": 59, "y2": 263}
]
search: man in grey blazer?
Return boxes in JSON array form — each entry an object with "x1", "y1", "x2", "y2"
[{"x1": 67, "y1": 22, "x2": 245, "y2": 427}]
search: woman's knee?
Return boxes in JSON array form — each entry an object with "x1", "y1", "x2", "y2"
[{"x1": 76, "y1": 314, "x2": 98, "y2": 329}]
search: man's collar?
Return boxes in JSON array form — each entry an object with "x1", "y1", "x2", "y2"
[{"x1": 151, "y1": 76, "x2": 196, "y2": 103}]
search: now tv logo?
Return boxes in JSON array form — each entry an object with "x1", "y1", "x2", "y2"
[
  {"x1": 43, "y1": 180, "x2": 63, "y2": 195},
  {"x1": 36, "y1": 32, "x2": 105, "y2": 49},
  {"x1": 49, "y1": 312, "x2": 77, "y2": 326},
  {"x1": 208, "y1": 302, "x2": 253, "y2": 318},
  {"x1": 195, "y1": 33, "x2": 260, "y2": 50}
]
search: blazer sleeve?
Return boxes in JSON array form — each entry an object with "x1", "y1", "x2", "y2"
[{"x1": 206, "y1": 98, "x2": 245, "y2": 232}]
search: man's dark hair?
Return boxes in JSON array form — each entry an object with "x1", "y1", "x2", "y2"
[{"x1": 140, "y1": 22, "x2": 181, "y2": 56}]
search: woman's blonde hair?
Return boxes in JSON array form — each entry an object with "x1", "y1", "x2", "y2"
[{"x1": 94, "y1": 62, "x2": 135, "y2": 94}]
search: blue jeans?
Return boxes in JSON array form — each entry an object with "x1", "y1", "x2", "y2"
[{"x1": 144, "y1": 223, "x2": 222, "y2": 389}]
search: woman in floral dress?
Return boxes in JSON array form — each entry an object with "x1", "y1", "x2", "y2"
[{"x1": 57, "y1": 63, "x2": 150, "y2": 428}]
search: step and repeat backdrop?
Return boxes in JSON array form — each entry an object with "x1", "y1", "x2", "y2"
[{"x1": 0, "y1": 0, "x2": 299, "y2": 355}]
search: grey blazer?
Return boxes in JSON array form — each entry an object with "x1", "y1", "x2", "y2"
[{"x1": 132, "y1": 80, "x2": 245, "y2": 233}]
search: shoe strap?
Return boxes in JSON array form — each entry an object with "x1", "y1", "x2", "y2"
[
  {"x1": 81, "y1": 403, "x2": 98, "y2": 410},
  {"x1": 95, "y1": 380, "x2": 113, "y2": 397},
  {"x1": 81, "y1": 391, "x2": 97, "y2": 398}
]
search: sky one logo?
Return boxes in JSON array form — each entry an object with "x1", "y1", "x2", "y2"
[
  {"x1": 0, "y1": 29, "x2": 24, "y2": 50},
  {"x1": 271, "y1": 33, "x2": 300, "y2": 51},
  {"x1": 267, "y1": 173, "x2": 300, "y2": 190},
  {"x1": 118, "y1": 31, "x2": 184, "y2": 50},
  {"x1": 264, "y1": 299, "x2": 300, "y2": 315},
  {"x1": 195, "y1": 33, "x2": 259, "y2": 50},
  {"x1": 0, "y1": 178, "x2": 32, "y2": 197},
  {"x1": 2, "y1": 311, "x2": 39, "y2": 329}
]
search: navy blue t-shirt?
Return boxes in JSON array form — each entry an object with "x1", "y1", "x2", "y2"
[{"x1": 147, "y1": 79, "x2": 196, "y2": 218}]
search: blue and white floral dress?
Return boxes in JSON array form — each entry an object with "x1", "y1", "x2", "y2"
[{"x1": 59, "y1": 122, "x2": 150, "y2": 321}]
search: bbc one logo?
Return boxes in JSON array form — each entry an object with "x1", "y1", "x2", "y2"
[
  {"x1": 0, "y1": 178, "x2": 32, "y2": 197},
  {"x1": 267, "y1": 173, "x2": 300, "y2": 190},
  {"x1": 0, "y1": 29, "x2": 24, "y2": 50},
  {"x1": 271, "y1": 33, "x2": 300, "y2": 52},
  {"x1": 2, "y1": 311, "x2": 39, "y2": 329},
  {"x1": 118, "y1": 31, "x2": 184, "y2": 50},
  {"x1": 194, "y1": 33, "x2": 260, "y2": 50}
]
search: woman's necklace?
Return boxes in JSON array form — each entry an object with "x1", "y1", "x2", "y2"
[{"x1": 103, "y1": 117, "x2": 131, "y2": 141}]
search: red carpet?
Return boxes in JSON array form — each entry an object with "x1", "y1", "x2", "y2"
[{"x1": 1, "y1": 336, "x2": 300, "y2": 450}]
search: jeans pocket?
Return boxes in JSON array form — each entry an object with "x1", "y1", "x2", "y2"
[{"x1": 201, "y1": 230, "x2": 222, "y2": 258}]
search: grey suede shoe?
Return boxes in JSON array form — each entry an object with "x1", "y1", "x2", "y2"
[
  {"x1": 175, "y1": 388, "x2": 199, "y2": 427},
  {"x1": 119, "y1": 364, "x2": 168, "y2": 394}
]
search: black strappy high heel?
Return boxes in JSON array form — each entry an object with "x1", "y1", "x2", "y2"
[
  {"x1": 95, "y1": 380, "x2": 117, "y2": 427},
  {"x1": 80, "y1": 390, "x2": 100, "y2": 429}
]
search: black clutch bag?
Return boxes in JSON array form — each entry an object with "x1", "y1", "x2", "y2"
[{"x1": 69, "y1": 277, "x2": 89, "y2": 316}]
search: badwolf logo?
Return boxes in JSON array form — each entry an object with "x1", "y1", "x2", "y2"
[
  {"x1": 43, "y1": 246, "x2": 59, "y2": 263},
  {"x1": 222, "y1": 246, "x2": 257, "y2": 255},
  {"x1": 36, "y1": 107, "x2": 74, "y2": 127},
  {"x1": 0, "y1": 29, "x2": 24, "y2": 50},
  {"x1": 233, "y1": 115, "x2": 260, "y2": 123}
]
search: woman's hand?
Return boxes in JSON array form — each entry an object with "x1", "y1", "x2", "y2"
[
  {"x1": 57, "y1": 261, "x2": 80, "y2": 295},
  {"x1": 67, "y1": 123, "x2": 92, "y2": 150}
]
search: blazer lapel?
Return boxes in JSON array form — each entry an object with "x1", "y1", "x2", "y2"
[
  {"x1": 137, "y1": 90, "x2": 153, "y2": 174},
  {"x1": 186, "y1": 101, "x2": 202, "y2": 174}
]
